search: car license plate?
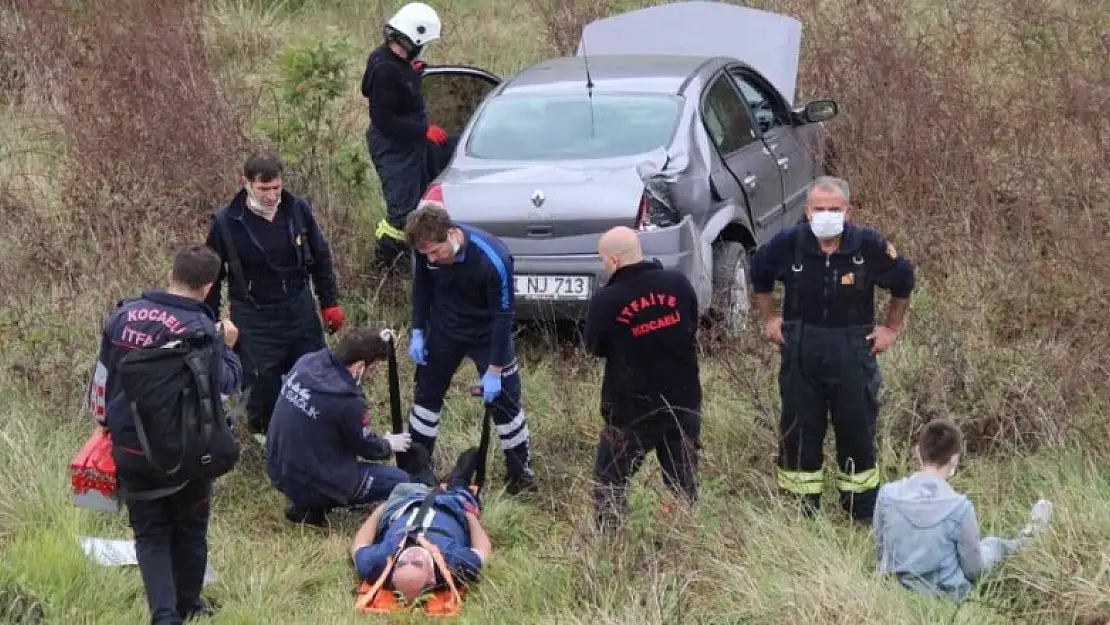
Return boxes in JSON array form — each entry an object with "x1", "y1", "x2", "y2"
[{"x1": 514, "y1": 275, "x2": 592, "y2": 301}]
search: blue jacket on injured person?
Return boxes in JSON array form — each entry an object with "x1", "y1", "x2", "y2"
[{"x1": 351, "y1": 482, "x2": 488, "y2": 601}]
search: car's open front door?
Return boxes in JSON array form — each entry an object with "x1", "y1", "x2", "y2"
[{"x1": 420, "y1": 65, "x2": 502, "y2": 138}]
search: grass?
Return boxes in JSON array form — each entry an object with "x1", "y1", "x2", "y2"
[{"x1": 1, "y1": 0, "x2": 1109, "y2": 623}]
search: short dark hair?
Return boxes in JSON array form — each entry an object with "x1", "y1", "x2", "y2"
[
  {"x1": 332, "y1": 327, "x2": 392, "y2": 366},
  {"x1": 243, "y1": 152, "x2": 284, "y2": 183},
  {"x1": 918, "y1": 419, "x2": 963, "y2": 466},
  {"x1": 405, "y1": 205, "x2": 454, "y2": 247},
  {"x1": 172, "y1": 245, "x2": 222, "y2": 290}
]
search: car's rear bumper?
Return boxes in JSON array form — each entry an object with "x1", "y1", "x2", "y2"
[{"x1": 507, "y1": 220, "x2": 700, "y2": 322}]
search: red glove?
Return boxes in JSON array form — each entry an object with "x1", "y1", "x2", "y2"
[
  {"x1": 321, "y1": 306, "x2": 345, "y2": 333},
  {"x1": 426, "y1": 124, "x2": 447, "y2": 145},
  {"x1": 411, "y1": 59, "x2": 426, "y2": 72}
]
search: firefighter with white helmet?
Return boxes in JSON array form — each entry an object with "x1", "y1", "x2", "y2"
[{"x1": 361, "y1": 2, "x2": 453, "y2": 271}]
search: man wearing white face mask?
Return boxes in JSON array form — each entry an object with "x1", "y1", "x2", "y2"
[
  {"x1": 204, "y1": 153, "x2": 346, "y2": 441},
  {"x1": 749, "y1": 176, "x2": 916, "y2": 524}
]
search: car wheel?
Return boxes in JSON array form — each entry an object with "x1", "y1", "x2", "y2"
[{"x1": 711, "y1": 240, "x2": 752, "y2": 337}]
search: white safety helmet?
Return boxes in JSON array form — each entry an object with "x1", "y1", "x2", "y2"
[{"x1": 385, "y1": 2, "x2": 441, "y2": 54}]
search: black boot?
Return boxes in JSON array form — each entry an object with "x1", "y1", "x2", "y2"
[
  {"x1": 447, "y1": 447, "x2": 481, "y2": 489},
  {"x1": 284, "y1": 503, "x2": 328, "y2": 528},
  {"x1": 397, "y1": 443, "x2": 436, "y2": 487},
  {"x1": 374, "y1": 235, "x2": 410, "y2": 271},
  {"x1": 505, "y1": 474, "x2": 537, "y2": 496}
]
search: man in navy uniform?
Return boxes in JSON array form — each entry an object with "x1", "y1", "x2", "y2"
[
  {"x1": 361, "y1": 2, "x2": 454, "y2": 269},
  {"x1": 204, "y1": 152, "x2": 345, "y2": 439},
  {"x1": 749, "y1": 176, "x2": 916, "y2": 524},
  {"x1": 88, "y1": 245, "x2": 242, "y2": 624},
  {"x1": 266, "y1": 327, "x2": 423, "y2": 527},
  {"x1": 402, "y1": 205, "x2": 535, "y2": 495}
]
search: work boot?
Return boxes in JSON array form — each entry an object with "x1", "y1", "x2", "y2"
[
  {"x1": 505, "y1": 474, "x2": 537, "y2": 496},
  {"x1": 374, "y1": 236, "x2": 410, "y2": 271},
  {"x1": 397, "y1": 442, "x2": 434, "y2": 483},
  {"x1": 447, "y1": 447, "x2": 482, "y2": 489},
  {"x1": 284, "y1": 503, "x2": 328, "y2": 528},
  {"x1": 180, "y1": 598, "x2": 218, "y2": 621}
]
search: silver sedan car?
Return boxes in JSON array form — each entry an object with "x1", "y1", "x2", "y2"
[{"x1": 415, "y1": 1, "x2": 838, "y2": 335}]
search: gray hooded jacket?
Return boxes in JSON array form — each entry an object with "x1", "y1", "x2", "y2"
[{"x1": 873, "y1": 473, "x2": 992, "y2": 600}]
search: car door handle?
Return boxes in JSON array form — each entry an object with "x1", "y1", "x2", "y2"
[
  {"x1": 777, "y1": 157, "x2": 789, "y2": 170},
  {"x1": 742, "y1": 175, "x2": 757, "y2": 190}
]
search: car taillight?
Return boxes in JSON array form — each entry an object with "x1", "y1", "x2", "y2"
[
  {"x1": 418, "y1": 183, "x2": 445, "y2": 210},
  {"x1": 637, "y1": 188, "x2": 680, "y2": 230},
  {"x1": 636, "y1": 191, "x2": 653, "y2": 230}
]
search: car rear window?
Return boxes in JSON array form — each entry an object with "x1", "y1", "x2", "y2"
[{"x1": 464, "y1": 93, "x2": 682, "y2": 160}]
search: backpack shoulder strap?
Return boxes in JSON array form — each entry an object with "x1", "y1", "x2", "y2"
[{"x1": 215, "y1": 210, "x2": 257, "y2": 307}]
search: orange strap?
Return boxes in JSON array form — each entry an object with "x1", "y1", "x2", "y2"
[{"x1": 354, "y1": 535, "x2": 465, "y2": 616}]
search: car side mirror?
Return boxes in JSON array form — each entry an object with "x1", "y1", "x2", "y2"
[{"x1": 801, "y1": 99, "x2": 838, "y2": 123}]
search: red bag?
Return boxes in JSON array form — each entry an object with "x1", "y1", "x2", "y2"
[{"x1": 71, "y1": 431, "x2": 121, "y2": 513}]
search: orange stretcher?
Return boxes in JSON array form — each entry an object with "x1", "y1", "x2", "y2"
[{"x1": 354, "y1": 334, "x2": 491, "y2": 618}]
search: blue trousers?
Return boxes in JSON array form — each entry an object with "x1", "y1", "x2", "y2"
[{"x1": 351, "y1": 462, "x2": 412, "y2": 506}]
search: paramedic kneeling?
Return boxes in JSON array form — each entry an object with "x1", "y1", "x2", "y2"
[
  {"x1": 267, "y1": 327, "x2": 413, "y2": 527},
  {"x1": 351, "y1": 449, "x2": 491, "y2": 602}
]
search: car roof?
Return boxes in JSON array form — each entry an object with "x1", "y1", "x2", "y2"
[{"x1": 498, "y1": 54, "x2": 724, "y2": 96}]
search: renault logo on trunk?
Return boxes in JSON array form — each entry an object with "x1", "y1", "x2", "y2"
[{"x1": 531, "y1": 189, "x2": 545, "y2": 208}]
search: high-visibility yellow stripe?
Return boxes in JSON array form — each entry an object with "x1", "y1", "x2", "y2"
[
  {"x1": 776, "y1": 467, "x2": 825, "y2": 495},
  {"x1": 376, "y1": 219, "x2": 406, "y2": 242},
  {"x1": 835, "y1": 467, "x2": 880, "y2": 493}
]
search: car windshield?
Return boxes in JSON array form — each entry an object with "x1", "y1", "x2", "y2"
[{"x1": 464, "y1": 93, "x2": 682, "y2": 161}]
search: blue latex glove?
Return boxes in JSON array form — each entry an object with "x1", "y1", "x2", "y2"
[
  {"x1": 480, "y1": 370, "x2": 502, "y2": 403},
  {"x1": 408, "y1": 330, "x2": 427, "y2": 365}
]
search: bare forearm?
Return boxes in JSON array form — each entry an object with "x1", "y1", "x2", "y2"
[
  {"x1": 884, "y1": 297, "x2": 910, "y2": 332},
  {"x1": 754, "y1": 293, "x2": 776, "y2": 322},
  {"x1": 466, "y1": 514, "x2": 491, "y2": 559},
  {"x1": 352, "y1": 506, "x2": 385, "y2": 555}
]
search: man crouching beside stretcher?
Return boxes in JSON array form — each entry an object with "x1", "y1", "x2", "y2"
[{"x1": 351, "y1": 448, "x2": 492, "y2": 603}]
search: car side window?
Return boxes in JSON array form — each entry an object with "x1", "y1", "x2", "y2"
[
  {"x1": 729, "y1": 70, "x2": 787, "y2": 134},
  {"x1": 701, "y1": 74, "x2": 756, "y2": 154}
]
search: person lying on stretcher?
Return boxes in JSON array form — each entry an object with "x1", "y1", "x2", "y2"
[{"x1": 350, "y1": 447, "x2": 491, "y2": 603}]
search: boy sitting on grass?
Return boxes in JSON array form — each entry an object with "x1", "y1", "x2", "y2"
[{"x1": 872, "y1": 419, "x2": 1053, "y2": 600}]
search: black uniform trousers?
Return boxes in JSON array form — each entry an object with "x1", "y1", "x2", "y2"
[
  {"x1": 593, "y1": 411, "x2": 701, "y2": 527},
  {"x1": 124, "y1": 479, "x2": 212, "y2": 625},
  {"x1": 776, "y1": 321, "x2": 882, "y2": 521},
  {"x1": 231, "y1": 288, "x2": 325, "y2": 433},
  {"x1": 407, "y1": 334, "x2": 534, "y2": 482},
  {"x1": 367, "y1": 129, "x2": 459, "y2": 266}
]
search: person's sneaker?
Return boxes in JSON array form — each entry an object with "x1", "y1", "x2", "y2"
[
  {"x1": 1020, "y1": 499, "x2": 1054, "y2": 538},
  {"x1": 284, "y1": 503, "x2": 328, "y2": 528}
]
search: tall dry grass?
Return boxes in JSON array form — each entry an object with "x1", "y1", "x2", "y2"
[{"x1": 1, "y1": 0, "x2": 1109, "y2": 622}]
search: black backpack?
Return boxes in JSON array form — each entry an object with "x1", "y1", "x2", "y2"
[{"x1": 117, "y1": 329, "x2": 240, "y2": 498}]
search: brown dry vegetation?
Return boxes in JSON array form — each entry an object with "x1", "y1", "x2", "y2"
[{"x1": 1, "y1": 0, "x2": 1109, "y2": 622}]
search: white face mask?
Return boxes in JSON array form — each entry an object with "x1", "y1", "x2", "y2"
[
  {"x1": 449, "y1": 233, "x2": 461, "y2": 256},
  {"x1": 245, "y1": 185, "x2": 277, "y2": 219},
  {"x1": 809, "y1": 210, "x2": 845, "y2": 239}
]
